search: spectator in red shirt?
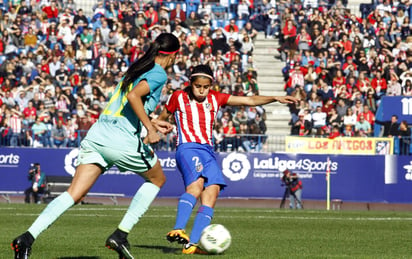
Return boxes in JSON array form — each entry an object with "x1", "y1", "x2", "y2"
[
  {"x1": 328, "y1": 125, "x2": 342, "y2": 139},
  {"x1": 342, "y1": 56, "x2": 357, "y2": 77},
  {"x1": 340, "y1": 34, "x2": 353, "y2": 56},
  {"x1": 42, "y1": 1, "x2": 59, "y2": 23},
  {"x1": 222, "y1": 120, "x2": 238, "y2": 151},
  {"x1": 332, "y1": 69, "x2": 346, "y2": 88},
  {"x1": 23, "y1": 100, "x2": 37, "y2": 125},
  {"x1": 40, "y1": 58, "x2": 50, "y2": 74},
  {"x1": 144, "y1": 5, "x2": 159, "y2": 28},
  {"x1": 357, "y1": 104, "x2": 375, "y2": 127},
  {"x1": 224, "y1": 19, "x2": 239, "y2": 33},
  {"x1": 224, "y1": 45, "x2": 240, "y2": 67},
  {"x1": 356, "y1": 72, "x2": 371, "y2": 95},
  {"x1": 170, "y1": 3, "x2": 186, "y2": 28},
  {"x1": 371, "y1": 70, "x2": 387, "y2": 96},
  {"x1": 285, "y1": 62, "x2": 305, "y2": 95},
  {"x1": 279, "y1": 19, "x2": 297, "y2": 59},
  {"x1": 295, "y1": 28, "x2": 312, "y2": 53},
  {"x1": 196, "y1": 29, "x2": 212, "y2": 50}
]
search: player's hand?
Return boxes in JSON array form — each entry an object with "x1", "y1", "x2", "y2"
[
  {"x1": 143, "y1": 129, "x2": 160, "y2": 144},
  {"x1": 275, "y1": 96, "x2": 299, "y2": 104},
  {"x1": 151, "y1": 118, "x2": 174, "y2": 134}
]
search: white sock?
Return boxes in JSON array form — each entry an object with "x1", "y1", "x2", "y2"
[
  {"x1": 28, "y1": 191, "x2": 74, "y2": 238},
  {"x1": 118, "y1": 182, "x2": 160, "y2": 233}
]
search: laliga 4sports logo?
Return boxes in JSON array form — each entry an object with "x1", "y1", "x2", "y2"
[
  {"x1": 64, "y1": 149, "x2": 79, "y2": 176},
  {"x1": 404, "y1": 161, "x2": 412, "y2": 181},
  {"x1": 222, "y1": 153, "x2": 251, "y2": 181}
]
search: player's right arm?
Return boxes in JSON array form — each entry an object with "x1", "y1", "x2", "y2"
[
  {"x1": 154, "y1": 109, "x2": 173, "y2": 134},
  {"x1": 155, "y1": 91, "x2": 179, "y2": 133},
  {"x1": 157, "y1": 108, "x2": 172, "y2": 122}
]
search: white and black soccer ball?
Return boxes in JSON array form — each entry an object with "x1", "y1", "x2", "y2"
[{"x1": 199, "y1": 224, "x2": 231, "y2": 254}]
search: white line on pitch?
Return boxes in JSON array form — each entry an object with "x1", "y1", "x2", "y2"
[{"x1": 11, "y1": 213, "x2": 412, "y2": 221}]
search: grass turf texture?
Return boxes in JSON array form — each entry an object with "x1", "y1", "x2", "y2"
[{"x1": 2, "y1": 203, "x2": 411, "y2": 258}]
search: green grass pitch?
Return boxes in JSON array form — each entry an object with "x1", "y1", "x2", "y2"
[{"x1": 2, "y1": 203, "x2": 412, "y2": 258}]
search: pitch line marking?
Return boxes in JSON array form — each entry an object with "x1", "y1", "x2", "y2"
[{"x1": 10, "y1": 212, "x2": 412, "y2": 221}]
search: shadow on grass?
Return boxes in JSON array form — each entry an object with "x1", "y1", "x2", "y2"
[
  {"x1": 58, "y1": 257, "x2": 101, "y2": 259},
  {"x1": 134, "y1": 244, "x2": 181, "y2": 254}
]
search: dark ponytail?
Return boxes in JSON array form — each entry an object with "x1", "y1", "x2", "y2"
[{"x1": 120, "y1": 33, "x2": 180, "y2": 93}]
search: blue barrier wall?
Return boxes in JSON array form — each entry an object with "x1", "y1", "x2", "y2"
[
  {"x1": 375, "y1": 96, "x2": 412, "y2": 123},
  {"x1": 374, "y1": 96, "x2": 412, "y2": 137},
  {"x1": 1, "y1": 148, "x2": 411, "y2": 203}
]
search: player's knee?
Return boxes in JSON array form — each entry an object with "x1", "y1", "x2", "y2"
[
  {"x1": 67, "y1": 191, "x2": 84, "y2": 204},
  {"x1": 150, "y1": 173, "x2": 166, "y2": 188}
]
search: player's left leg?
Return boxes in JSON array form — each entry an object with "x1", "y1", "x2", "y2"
[
  {"x1": 106, "y1": 161, "x2": 165, "y2": 259},
  {"x1": 12, "y1": 163, "x2": 103, "y2": 259}
]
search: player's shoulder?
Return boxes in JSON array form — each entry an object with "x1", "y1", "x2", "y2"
[
  {"x1": 209, "y1": 90, "x2": 231, "y2": 102},
  {"x1": 209, "y1": 89, "x2": 225, "y2": 97},
  {"x1": 144, "y1": 64, "x2": 167, "y2": 81},
  {"x1": 171, "y1": 89, "x2": 186, "y2": 98},
  {"x1": 168, "y1": 89, "x2": 187, "y2": 104}
]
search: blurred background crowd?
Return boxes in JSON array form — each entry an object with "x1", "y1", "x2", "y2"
[
  {"x1": 0, "y1": 0, "x2": 411, "y2": 154},
  {"x1": 277, "y1": 0, "x2": 411, "y2": 154}
]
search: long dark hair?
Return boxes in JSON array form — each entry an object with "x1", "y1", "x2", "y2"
[{"x1": 120, "y1": 33, "x2": 180, "y2": 93}]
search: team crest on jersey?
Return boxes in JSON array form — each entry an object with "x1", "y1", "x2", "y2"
[
  {"x1": 205, "y1": 103, "x2": 211, "y2": 110},
  {"x1": 196, "y1": 162, "x2": 203, "y2": 172}
]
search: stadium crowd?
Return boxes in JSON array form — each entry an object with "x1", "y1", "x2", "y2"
[
  {"x1": 0, "y1": 0, "x2": 410, "y2": 154},
  {"x1": 274, "y1": 0, "x2": 412, "y2": 154},
  {"x1": 0, "y1": 0, "x2": 266, "y2": 151}
]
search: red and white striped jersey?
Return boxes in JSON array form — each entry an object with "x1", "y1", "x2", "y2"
[
  {"x1": 165, "y1": 89, "x2": 230, "y2": 146},
  {"x1": 9, "y1": 115, "x2": 22, "y2": 134}
]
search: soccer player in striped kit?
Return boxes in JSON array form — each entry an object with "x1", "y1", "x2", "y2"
[{"x1": 162, "y1": 64, "x2": 298, "y2": 254}]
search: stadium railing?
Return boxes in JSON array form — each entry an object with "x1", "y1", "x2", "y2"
[
  {"x1": 44, "y1": 175, "x2": 124, "y2": 205},
  {"x1": 0, "y1": 191, "x2": 25, "y2": 203},
  {"x1": 2, "y1": 129, "x2": 410, "y2": 155}
]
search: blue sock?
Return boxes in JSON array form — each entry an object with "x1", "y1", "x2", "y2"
[
  {"x1": 118, "y1": 182, "x2": 160, "y2": 233},
  {"x1": 173, "y1": 192, "x2": 197, "y2": 230},
  {"x1": 189, "y1": 205, "x2": 214, "y2": 244},
  {"x1": 28, "y1": 191, "x2": 74, "y2": 238}
]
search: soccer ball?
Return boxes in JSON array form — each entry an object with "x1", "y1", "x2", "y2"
[{"x1": 199, "y1": 224, "x2": 231, "y2": 254}]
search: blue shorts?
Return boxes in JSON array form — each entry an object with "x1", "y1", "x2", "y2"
[{"x1": 176, "y1": 143, "x2": 227, "y2": 190}]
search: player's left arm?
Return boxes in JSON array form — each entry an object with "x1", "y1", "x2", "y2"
[{"x1": 226, "y1": 95, "x2": 299, "y2": 106}]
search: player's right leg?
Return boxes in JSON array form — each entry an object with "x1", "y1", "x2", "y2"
[
  {"x1": 166, "y1": 191, "x2": 199, "y2": 245},
  {"x1": 181, "y1": 185, "x2": 219, "y2": 255},
  {"x1": 11, "y1": 163, "x2": 103, "y2": 258},
  {"x1": 11, "y1": 231, "x2": 33, "y2": 259},
  {"x1": 166, "y1": 175, "x2": 206, "y2": 245},
  {"x1": 167, "y1": 146, "x2": 206, "y2": 245},
  {"x1": 105, "y1": 229, "x2": 134, "y2": 259}
]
